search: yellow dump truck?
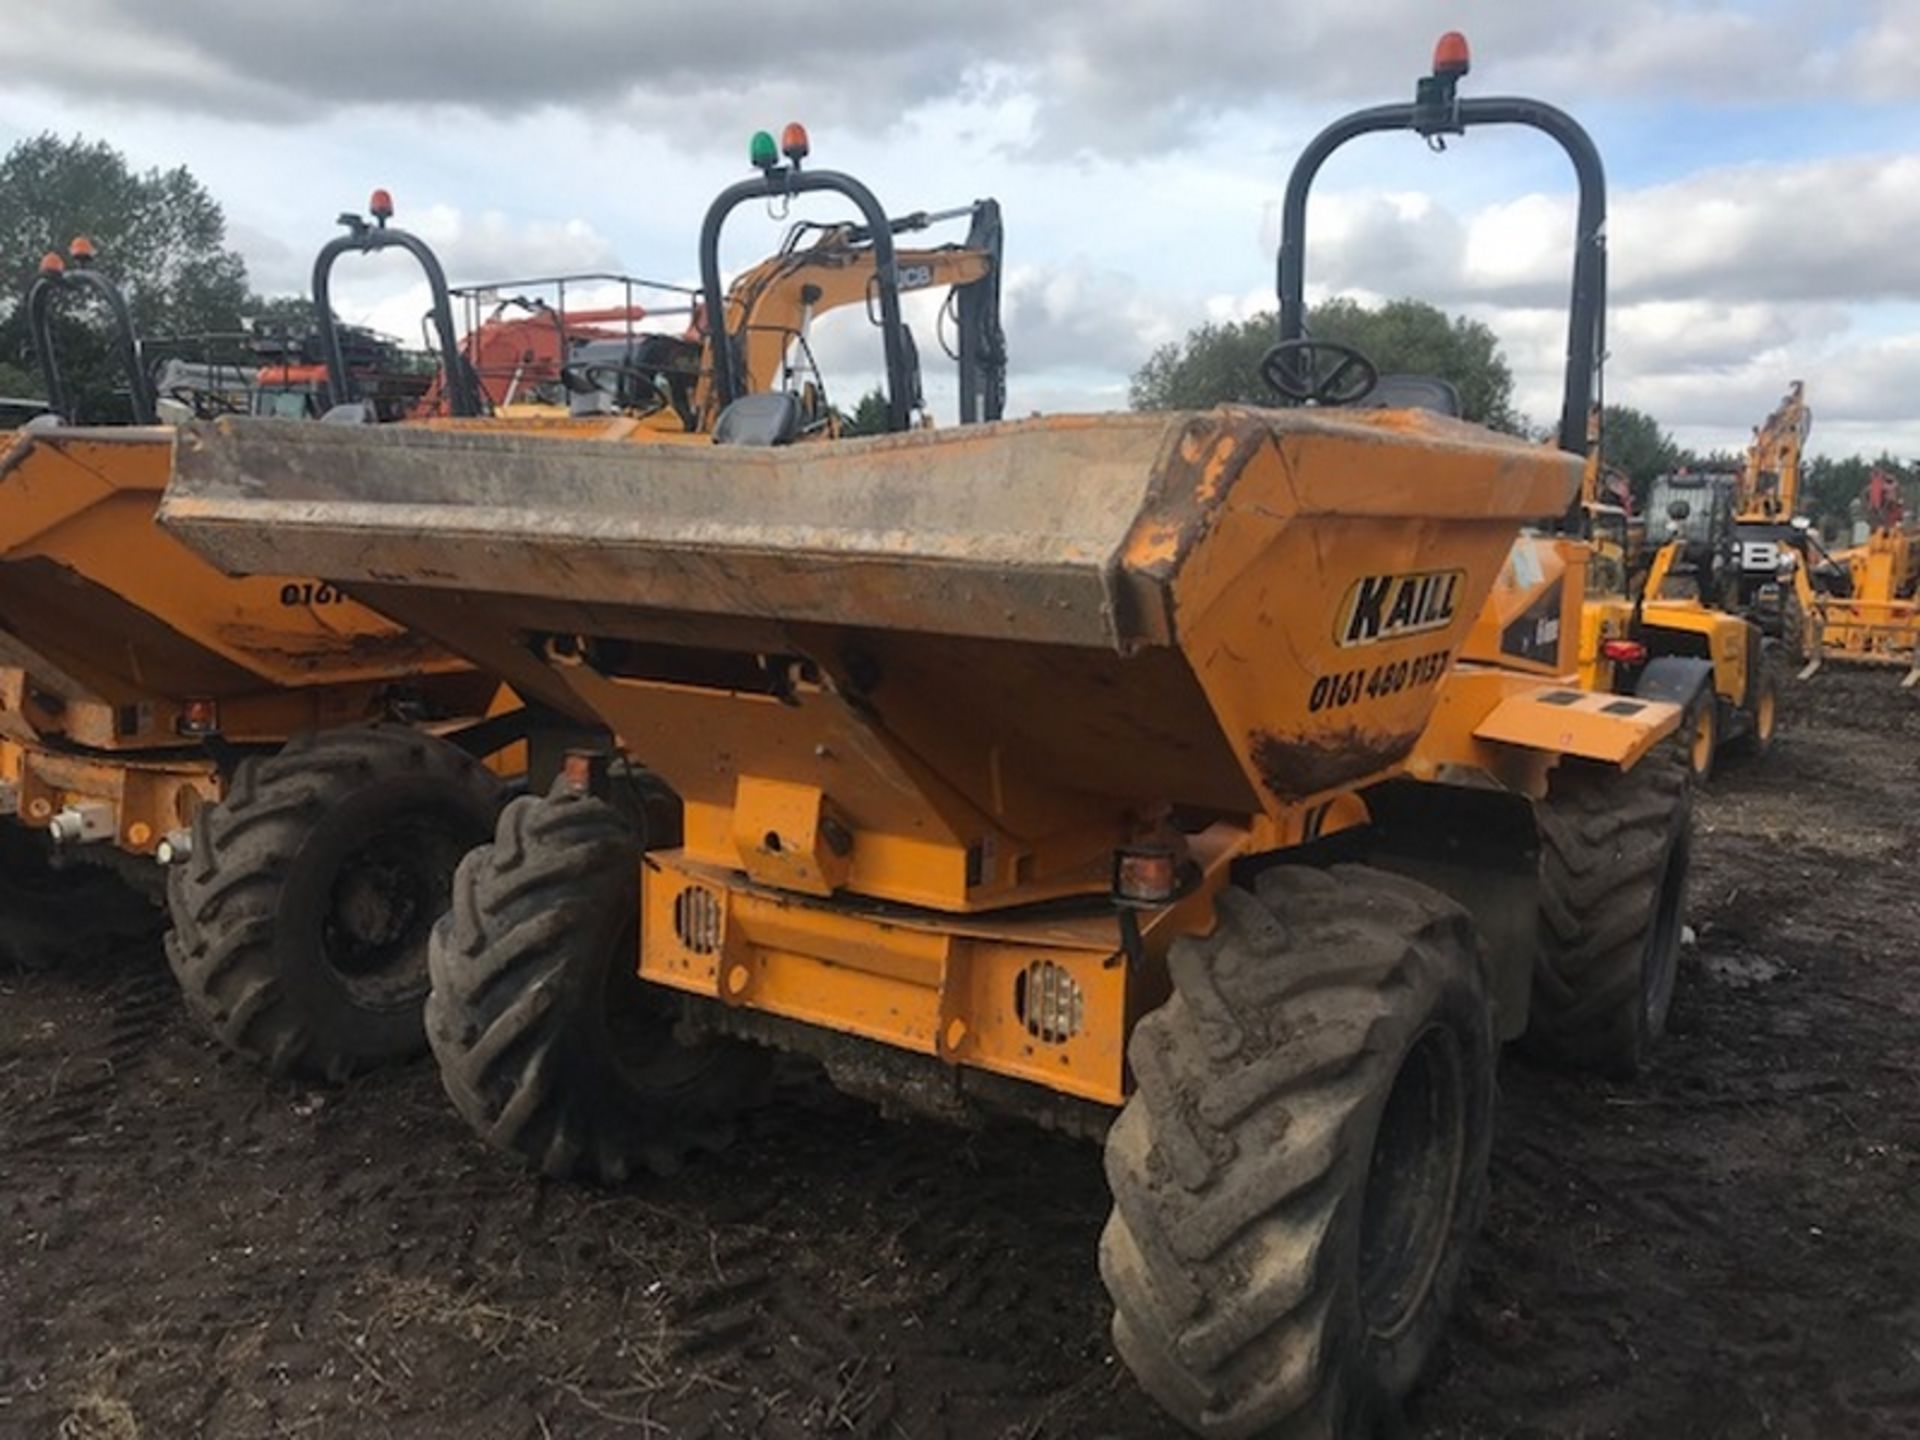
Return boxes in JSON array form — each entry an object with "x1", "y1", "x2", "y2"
[
  {"x1": 0, "y1": 234, "x2": 517, "y2": 1080},
  {"x1": 161, "y1": 44, "x2": 1690, "y2": 1440}
]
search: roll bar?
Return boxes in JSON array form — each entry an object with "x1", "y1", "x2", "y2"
[
  {"x1": 699, "y1": 137, "x2": 915, "y2": 434},
  {"x1": 25, "y1": 248, "x2": 157, "y2": 425},
  {"x1": 1275, "y1": 36, "x2": 1606, "y2": 462},
  {"x1": 313, "y1": 192, "x2": 479, "y2": 418}
]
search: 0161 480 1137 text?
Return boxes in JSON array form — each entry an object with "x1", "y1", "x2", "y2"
[{"x1": 1307, "y1": 646, "x2": 1451, "y2": 714}]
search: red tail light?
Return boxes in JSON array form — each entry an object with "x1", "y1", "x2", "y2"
[
  {"x1": 1114, "y1": 845, "x2": 1180, "y2": 906},
  {"x1": 1602, "y1": 639, "x2": 1648, "y2": 665},
  {"x1": 561, "y1": 748, "x2": 608, "y2": 797},
  {"x1": 177, "y1": 698, "x2": 221, "y2": 736}
]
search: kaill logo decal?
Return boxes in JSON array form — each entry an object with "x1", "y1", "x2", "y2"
[{"x1": 1337, "y1": 569, "x2": 1464, "y2": 647}]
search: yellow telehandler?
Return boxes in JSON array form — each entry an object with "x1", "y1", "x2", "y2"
[
  {"x1": 1564, "y1": 436, "x2": 1778, "y2": 783},
  {"x1": 162, "y1": 42, "x2": 1689, "y2": 1437}
]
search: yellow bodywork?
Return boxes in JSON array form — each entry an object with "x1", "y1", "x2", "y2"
[
  {"x1": 1578, "y1": 412, "x2": 1764, "y2": 733},
  {"x1": 1636, "y1": 540, "x2": 1758, "y2": 708},
  {"x1": 0, "y1": 426, "x2": 503, "y2": 852},
  {"x1": 1806, "y1": 525, "x2": 1920, "y2": 681},
  {"x1": 164, "y1": 405, "x2": 1680, "y2": 1103},
  {"x1": 1736, "y1": 381, "x2": 1809, "y2": 523}
]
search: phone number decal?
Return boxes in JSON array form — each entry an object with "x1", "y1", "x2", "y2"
[{"x1": 1308, "y1": 648, "x2": 1451, "y2": 714}]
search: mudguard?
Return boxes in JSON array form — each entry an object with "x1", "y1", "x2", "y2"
[{"x1": 1633, "y1": 655, "x2": 1715, "y2": 709}]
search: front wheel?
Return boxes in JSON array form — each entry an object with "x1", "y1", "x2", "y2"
[
  {"x1": 1101, "y1": 864, "x2": 1494, "y2": 1438},
  {"x1": 1730, "y1": 651, "x2": 1780, "y2": 759},
  {"x1": 1525, "y1": 750, "x2": 1691, "y2": 1078},
  {"x1": 166, "y1": 726, "x2": 503, "y2": 1080},
  {"x1": 426, "y1": 787, "x2": 770, "y2": 1183}
]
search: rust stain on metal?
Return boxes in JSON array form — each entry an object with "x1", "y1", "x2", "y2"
[
  {"x1": 1248, "y1": 724, "x2": 1421, "y2": 803},
  {"x1": 1125, "y1": 411, "x2": 1273, "y2": 583},
  {"x1": 1193, "y1": 432, "x2": 1240, "y2": 504}
]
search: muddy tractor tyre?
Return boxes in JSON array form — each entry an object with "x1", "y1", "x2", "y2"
[
  {"x1": 1101, "y1": 864, "x2": 1495, "y2": 1439},
  {"x1": 1779, "y1": 592, "x2": 1811, "y2": 669},
  {"x1": 0, "y1": 821, "x2": 159, "y2": 972},
  {"x1": 166, "y1": 726, "x2": 503, "y2": 1080},
  {"x1": 426, "y1": 787, "x2": 770, "y2": 1184},
  {"x1": 1525, "y1": 750, "x2": 1690, "y2": 1078}
]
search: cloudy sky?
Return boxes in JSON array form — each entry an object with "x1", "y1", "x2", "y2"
[{"x1": 3, "y1": 0, "x2": 1918, "y2": 457}]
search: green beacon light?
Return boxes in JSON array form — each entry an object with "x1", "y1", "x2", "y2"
[{"x1": 749, "y1": 129, "x2": 779, "y2": 171}]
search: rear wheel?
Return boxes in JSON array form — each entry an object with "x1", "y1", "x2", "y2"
[
  {"x1": 1101, "y1": 864, "x2": 1494, "y2": 1438},
  {"x1": 426, "y1": 787, "x2": 770, "y2": 1183},
  {"x1": 0, "y1": 820, "x2": 158, "y2": 972},
  {"x1": 166, "y1": 726, "x2": 502, "y2": 1080},
  {"x1": 1525, "y1": 751, "x2": 1690, "y2": 1077}
]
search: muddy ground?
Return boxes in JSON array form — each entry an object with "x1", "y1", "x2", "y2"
[{"x1": 3, "y1": 672, "x2": 1917, "y2": 1440}]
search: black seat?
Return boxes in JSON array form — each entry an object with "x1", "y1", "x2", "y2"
[
  {"x1": 713, "y1": 391, "x2": 802, "y2": 447},
  {"x1": 1361, "y1": 374, "x2": 1462, "y2": 417}
]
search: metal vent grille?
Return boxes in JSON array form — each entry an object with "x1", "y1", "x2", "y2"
[
  {"x1": 1016, "y1": 959, "x2": 1085, "y2": 1044},
  {"x1": 672, "y1": 885, "x2": 723, "y2": 955}
]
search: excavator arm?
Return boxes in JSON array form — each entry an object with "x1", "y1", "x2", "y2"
[{"x1": 1738, "y1": 381, "x2": 1810, "y2": 521}]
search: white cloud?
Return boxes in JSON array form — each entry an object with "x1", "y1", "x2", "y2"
[
  {"x1": 0, "y1": 1, "x2": 1876, "y2": 152},
  {"x1": 7, "y1": 1, "x2": 1920, "y2": 452}
]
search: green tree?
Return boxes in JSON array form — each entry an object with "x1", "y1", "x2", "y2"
[
  {"x1": 0, "y1": 134, "x2": 253, "y2": 420},
  {"x1": 1130, "y1": 298, "x2": 1520, "y2": 431},
  {"x1": 838, "y1": 386, "x2": 892, "y2": 436},
  {"x1": 1598, "y1": 404, "x2": 1681, "y2": 504}
]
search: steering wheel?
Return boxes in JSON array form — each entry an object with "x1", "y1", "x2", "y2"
[{"x1": 1259, "y1": 339, "x2": 1380, "y2": 406}]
